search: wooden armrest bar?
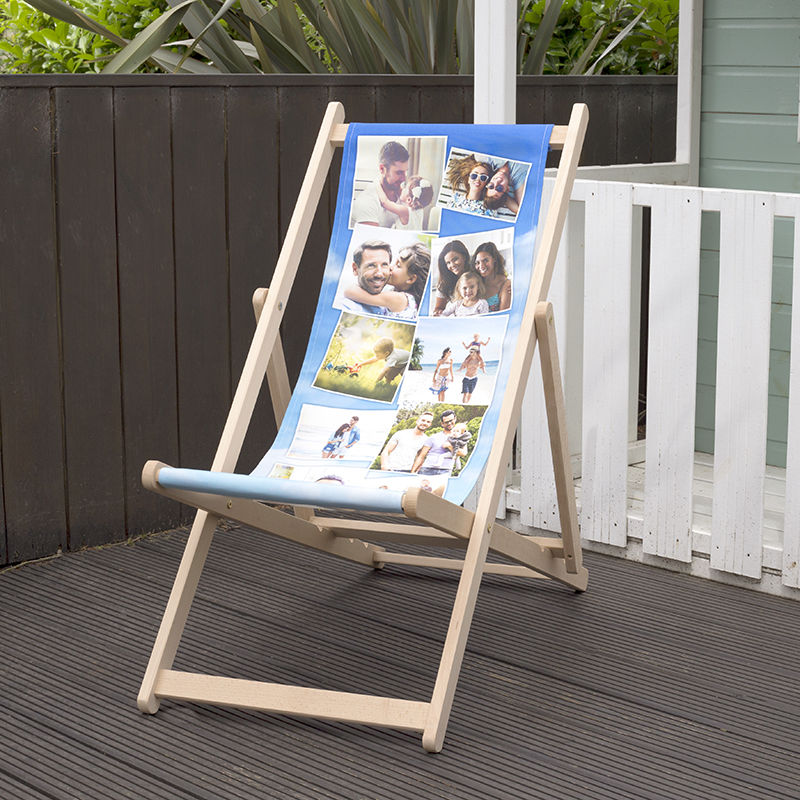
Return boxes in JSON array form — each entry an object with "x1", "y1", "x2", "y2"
[{"x1": 330, "y1": 123, "x2": 567, "y2": 148}]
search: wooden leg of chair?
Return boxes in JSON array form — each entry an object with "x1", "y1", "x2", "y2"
[
  {"x1": 535, "y1": 301, "x2": 582, "y2": 574},
  {"x1": 137, "y1": 509, "x2": 218, "y2": 713}
]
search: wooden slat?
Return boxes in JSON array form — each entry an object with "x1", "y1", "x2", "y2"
[
  {"x1": 783, "y1": 201, "x2": 800, "y2": 587},
  {"x1": 56, "y1": 87, "x2": 126, "y2": 548},
  {"x1": 420, "y1": 83, "x2": 467, "y2": 123},
  {"x1": 643, "y1": 188, "x2": 702, "y2": 562},
  {"x1": 227, "y1": 86, "x2": 281, "y2": 472},
  {"x1": 172, "y1": 87, "x2": 231, "y2": 478},
  {"x1": 0, "y1": 87, "x2": 67, "y2": 562},
  {"x1": 580, "y1": 182, "x2": 633, "y2": 546},
  {"x1": 535, "y1": 302, "x2": 581, "y2": 572},
  {"x1": 376, "y1": 552, "x2": 550, "y2": 578},
  {"x1": 616, "y1": 83, "x2": 653, "y2": 164},
  {"x1": 710, "y1": 192, "x2": 773, "y2": 578},
  {"x1": 114, "y1": 86, "x2": 180, "y2": 538},
  {"x1": 155, "y1": 670, "x2": 429, "y2": 732}
]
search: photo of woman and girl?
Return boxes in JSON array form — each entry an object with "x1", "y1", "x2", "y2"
[
  {"x1": 431, "y1": 235, "x2": 512, "y2": 316},
  {"x1": 436, "y1": 148, "x2": 530, "y2": 222}
]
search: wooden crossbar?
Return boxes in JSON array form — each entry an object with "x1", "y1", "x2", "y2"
[
  {"x1": 142, "y1": 461, "x2": 383, "y2": 568},
  {"x1": 375, "y1": 552, "x2": 551, "y2": 578},
  {"x1": 155, "y1": 670, "x2": 429, "y2": 731},
  {"x1": 329, "y1": 123, "x2": 569, "y2": 149}
]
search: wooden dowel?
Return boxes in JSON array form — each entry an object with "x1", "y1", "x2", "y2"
[{"x1": 329, "y1": 123, "x2": 568, "y2": 148}]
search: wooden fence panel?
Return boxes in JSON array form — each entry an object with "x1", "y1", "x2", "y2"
[
  {"x1": 642, "y1": 187, "x2": 702, "y2": 562},
  {"x1": 227, "y1": 86, "x2": 281, "y2": 472},
  {"x1": 783, "y1": 206, "x2": 800, "y2": 587},
  {"x1": 171, "y1": 87, "x2": 231, "y2": 493},
  {"x1": 278, "y1": 85, "x2": 332, "y2": 387},
  {"x1": 581, "y1": 182, "x2": 633, "y2": 546},
  {"x1": 114, "y1": 86, "x2": 180, "y2": 537},
  {"x1": 54, "y1": 87, "x2": 126, "y2": 549},
  {"x1": 0, "y1": 87, "x2": 68, "y2": 562},
  {"x1": 710, "y1": 192, "x2": 774, "y2": 577}
]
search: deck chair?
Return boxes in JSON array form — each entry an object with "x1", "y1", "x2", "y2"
[{"x1": 138, "y1": 101, "x2": 589, "y2": 752}]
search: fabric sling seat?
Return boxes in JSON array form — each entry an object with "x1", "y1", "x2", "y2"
[{"x1": 138, "y1": 101, "x2": 589, "y2": 752}]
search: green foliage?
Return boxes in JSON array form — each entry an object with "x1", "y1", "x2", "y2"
[
  {"x1": 410, "y1": 337, "x2": 424, "y2": 371},
  {"x1": 3, "y1": 0, "x2": 678, "y2": 75},
  {"x1": 521, "y1": 0, "x2": 678, "y2": 75},
  {"x1": 0, "y1": 0, "x2": 168, "y2": 73}
]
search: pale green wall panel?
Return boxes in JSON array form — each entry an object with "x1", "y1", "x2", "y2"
[
  {"x1": 699, "y1": 6, "x2": 799, "y2": 465},
  {"x1": 700, "y1": 161, "x2": 800, "y2": 194},
  {"x1": 703, "y1": 21, "x2": 800, "y2": 67},
  {"x1": 705, "y1": 0, "x2": 800, "y2": 20},
  {"x1": 701, "y1": 114, "x2": 800, "y2": 163},
  {"x1": 702, "y1": 67, "x2": 799, "y2": 114}
]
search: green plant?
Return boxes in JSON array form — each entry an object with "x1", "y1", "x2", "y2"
[
  {"x1": 0, "y1": 0, "x2": 169, "y2": 73},
  {"x1": 7, "y1": 0, "x2": 677, "y2": 76},
  {"x1": 522, "y1": 0, "x2": 678, "y2": 75}
]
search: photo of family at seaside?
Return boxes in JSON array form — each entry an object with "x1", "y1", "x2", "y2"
[
  {"x1": 349, "y1": 136, "x2": 446, "y2": 233},
  {"x1": 370, "y1": 402, "x2": 487, "y2": 478},
  {"x1": 332, "y1": 226, "x2": 432, "y2": 321},
  {"x1": 285, "y1": 405, "x2": 397, "y2": 462},
  {"x1": 428, "y1": 228, "x2": 514, "y2": 316},
  {"x1": 436, "y1": 147, "x2": 531, "y2": 223},
  {"x1": 313, "y1": 312, "x2": 416, "y2": 403},
  {"x1": 400, "y1": 315, "x2": 506, "y2": 407}
]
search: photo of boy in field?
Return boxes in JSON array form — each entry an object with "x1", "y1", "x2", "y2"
[{"x1": 313, "y1": 312, "x2": 416, "y2": 403}]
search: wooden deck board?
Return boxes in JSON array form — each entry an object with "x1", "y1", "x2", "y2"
[{"x1": 1, "y1": 523, "x2": 798, "y2": 799}]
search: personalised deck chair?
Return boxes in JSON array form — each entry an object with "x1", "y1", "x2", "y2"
[{"x1": 138, "y1": 101, "x2": 588, "y2": 752}]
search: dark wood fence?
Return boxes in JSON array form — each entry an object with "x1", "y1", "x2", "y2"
[{"x1": 0, "y1": 74, "x2": 676, "y2": 565}]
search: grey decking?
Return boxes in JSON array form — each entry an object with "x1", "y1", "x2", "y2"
[{"x1": 1, "y1": 523, "x2": 798, "y2": 799}]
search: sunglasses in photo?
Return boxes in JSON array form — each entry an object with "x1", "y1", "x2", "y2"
[{"x1": 469, "y1": 172, "x2": 489, "y2": 182}]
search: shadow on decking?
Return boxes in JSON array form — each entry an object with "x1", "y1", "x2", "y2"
[{"x1": 1, "y1": 524, "x2": 798, "y2": 799}]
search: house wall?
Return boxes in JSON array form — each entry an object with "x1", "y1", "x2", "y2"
[{"x1": 698, "y1": 0, "x2": 800, "y2": 466}]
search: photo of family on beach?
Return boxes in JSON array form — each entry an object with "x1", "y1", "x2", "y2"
[
  {"x1": 349, "y1": 136, "x2": 446, "y2": 233},
  {"x1": 398, "y1": 315, "x2": 507, "y2": 407},
  {"x1": 370, "y1": 402, "x2": 487, "y2": 478},
  {"x1": 312, "y1": 311, "x2": 416, "y2": 403},
  {"x1": 428, "y1": 228, "x2": 514, "y2": 316},
  {"x1": 332, "y1": 226, "x2": 432, "y2": 321},
  {"x1": 436, "y1": 147, "x2": 531, "y2": 223}
]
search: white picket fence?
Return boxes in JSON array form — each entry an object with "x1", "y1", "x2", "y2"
[{"x1": 503, "y1": 178, "x2": 800, "y2": 594}]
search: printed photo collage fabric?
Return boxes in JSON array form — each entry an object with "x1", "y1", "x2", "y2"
[{"x1": 251, "y1": 123, "x2": 552, "y2": 507}]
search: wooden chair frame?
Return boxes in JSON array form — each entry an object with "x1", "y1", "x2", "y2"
[{"x1": 138, "y1": 101, "x2": 589, "y2": 753}]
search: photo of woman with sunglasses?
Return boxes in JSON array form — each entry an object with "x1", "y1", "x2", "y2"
[
  {"x1": 437, "y1": 148, "x2": 531, "y2": 223},
  {"x1": 442, "y1": 153, "x2": 494, "y2": 216}
]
